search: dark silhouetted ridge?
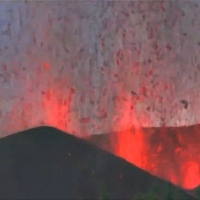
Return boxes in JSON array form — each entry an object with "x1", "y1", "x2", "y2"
[{"x1": 0, "y1": 126, "x2": 195, "y2": 199}]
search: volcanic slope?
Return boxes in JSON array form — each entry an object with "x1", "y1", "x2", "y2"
[{"x1": 0, "y1": 126, "x2": 195, "y2": 199}]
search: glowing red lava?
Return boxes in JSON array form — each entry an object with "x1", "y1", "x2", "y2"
[
  {"x1": 114, "y1": 112, "x2": 200, "y2": 190},
  {"x1": 182, "y1": 161, "x2": 200, "y2": 189},
  {"x1": 114, "y1": 101, "x2": 148, "y2": 170},
  {"x1": 112, "y1": 86, "x2": 200, "y2": 190}
]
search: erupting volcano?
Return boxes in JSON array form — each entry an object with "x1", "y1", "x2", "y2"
[
  {"x1": 88, "y1": 123, "x2": 200, "y2": 191},
  {"x1": 1, "y1": 0, "x2": 200, "y2": 196}
]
